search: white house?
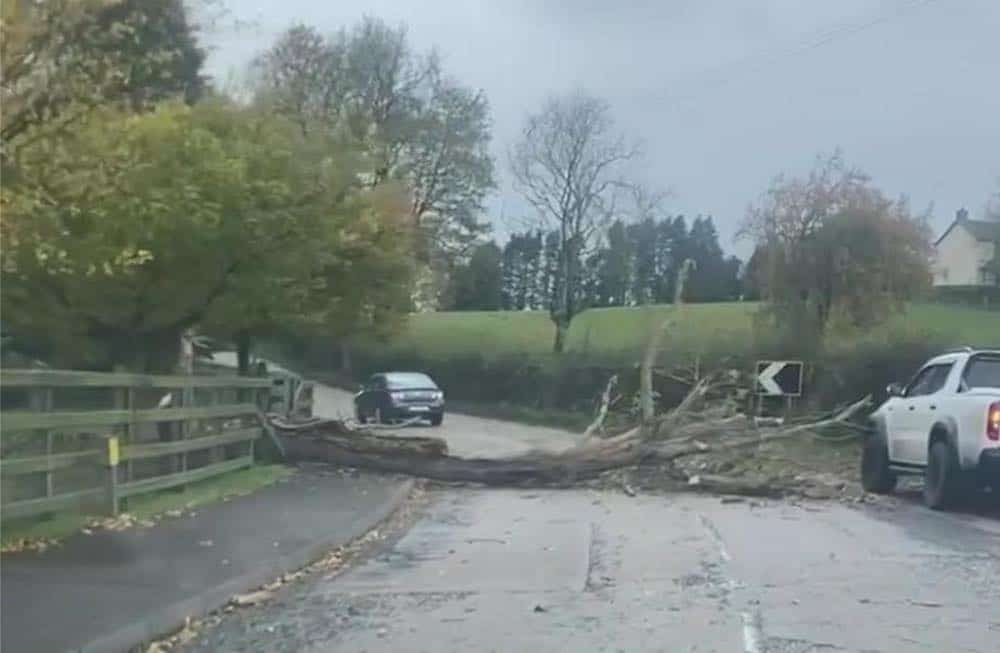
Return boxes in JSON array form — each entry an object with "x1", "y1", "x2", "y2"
[{"x1": 933, "y1": 209, "x2": 1000, "y2": 288}]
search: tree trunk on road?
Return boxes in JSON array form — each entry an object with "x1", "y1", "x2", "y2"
[{"x1": 270, "y1": 395, "x2": 870, "y2": 488}]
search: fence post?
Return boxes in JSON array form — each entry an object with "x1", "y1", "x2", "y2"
[
  {"x1": 112, "y1": 386, "x2": 134, "y2": 512},
  {"x1": 28, "y1": 388, "x2": 55, "y2": 519},
  {"x1": 178, "y1": 380, "x2": 194, "y2": 491},
  {"x1": 105, "y1": 436, "x2": 120, "y2": 516}
]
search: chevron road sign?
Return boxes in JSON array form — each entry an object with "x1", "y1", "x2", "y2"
[{"x1": 755, "y1": 360, "x2": 803, "y2": 396}]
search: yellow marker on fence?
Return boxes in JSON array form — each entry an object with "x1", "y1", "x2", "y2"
[{"x1": 107, "y1": 436, "x2": 120, "y2": 467}]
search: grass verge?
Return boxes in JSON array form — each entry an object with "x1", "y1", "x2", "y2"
[{"x1": 1, "y1": 464, "x2": 294, "y2": 551}]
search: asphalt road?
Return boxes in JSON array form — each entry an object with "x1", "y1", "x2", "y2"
[
  {"x1": 308, "y1": 377, "x2": 582, "y2": 458},
  {"x1": 185, "y1": 365, "x2": 1000, "y2": 652},
  {"x1": 179, "y1": 487, "x2": 999, "y2": 653},
  {"x1": 210, "y1": 353, "x2": 581, "y2": 458}
]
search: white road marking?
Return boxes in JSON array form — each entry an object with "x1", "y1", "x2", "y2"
[
  {"x1": 741, "y1": 611, "x2": 764, "y2": 653},
  {"x1": 699, "y1": 513, "x2": 766, "y2": 652},
  {"x1": 698, "y1": 514, "x2": 731, "y2": 562}
]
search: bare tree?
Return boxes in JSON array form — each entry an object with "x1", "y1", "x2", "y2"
[{"x1": 510, "y1": 90, "x2": 640, "y2": 352}]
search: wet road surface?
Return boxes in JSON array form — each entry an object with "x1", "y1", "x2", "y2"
[
  {"x1": 309, "y1": 379, "x2": 582, "y2": 458},
  {"x1": 180, "y1": 488, "x2": 999, "y2": 653},
  {"x1": 210, "y1": 353, "x2": 581, "y2": 458},
  {"x1": 193, "y1": 364, "x2": 999, "y2": 651}
]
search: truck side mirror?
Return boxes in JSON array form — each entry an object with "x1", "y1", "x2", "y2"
[{"x1": 886, "y1": 382, "x2": 904, "y2": 397}]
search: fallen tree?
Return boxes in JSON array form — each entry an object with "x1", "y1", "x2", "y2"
[
  {"x1": 268, "y1": 387, "x2": 871, "y2": 489},
  {"x1": 268, "y1": 262, "x2": 872, "y2": 492}
]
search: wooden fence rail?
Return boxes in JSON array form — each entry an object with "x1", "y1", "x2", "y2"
[{"x1": 1, "y1": 369, "x2": 273, "y2": 522}]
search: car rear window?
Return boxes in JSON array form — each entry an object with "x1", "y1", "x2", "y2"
[
  {"x1": 386, "y1": 373, "x2": 437, "y2": 389},
  {"x1": 963, "y1": 355, "x2": 1000, "y2": 389}
]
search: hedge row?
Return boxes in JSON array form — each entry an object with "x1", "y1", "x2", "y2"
[{"x1": 282, "y1": 330, "x2": 949, "y2": 421}]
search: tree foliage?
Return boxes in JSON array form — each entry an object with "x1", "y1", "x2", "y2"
[
  {"x1": 449, "y1": 241, "x2": 503, "y2": 311},
  {"x1": 739, "y1": 151, "x2": 932, "y2": 338},
  {"x1": 1, "y1": 0, "x2": 205, "y2": 160},
  {"x1": 496, "y1": 215, "x2": 740, "y2": 311},
  {"x1": 253, "y1": 18, "x2": 495, "y2": 261},
  {"x1": 1, "y1": 101, "x2": 413, "y2": 370}
]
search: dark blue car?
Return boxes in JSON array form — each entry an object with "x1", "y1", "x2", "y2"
[{"x1": 354, "y1": 372, "x2": 445, "y2": 426}]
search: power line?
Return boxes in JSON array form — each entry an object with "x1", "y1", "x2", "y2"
[{"x1": 655, "y1": 0, "x2": 947, "y2": 108}]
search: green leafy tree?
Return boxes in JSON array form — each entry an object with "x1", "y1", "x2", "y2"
[
  {"x1": 450, "y1": 242, "x2": 503, "y2": 310},
  {"x1": 1, "y1": 101, "x2": 413, "y2": 371},
  {"x1": 1, "y1": 0, "x2": 206, "y2": 160},
  {"x1": 253, "y1": 18, "x2": 495, "y2": 262},
  {"x1": 595, "y1": 219, "x2": 631, "y2": 306}
]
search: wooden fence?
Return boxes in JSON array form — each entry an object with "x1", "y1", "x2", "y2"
[{"x1": 0, "y1": 369, "x2": 273, "y2": 521}]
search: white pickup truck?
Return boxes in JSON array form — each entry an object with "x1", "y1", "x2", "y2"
[{"x1": 863, "y1": 348, "x2": 1000, "y2": 509}]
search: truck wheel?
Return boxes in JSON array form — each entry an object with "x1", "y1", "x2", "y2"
[
  {"x1": 430, "y1": 412, "x2": 443, "y2": 427},
  {"x1": 924, "y1": 440, "x2": 965, "y2": 510},
  {"x1": 861, "y1": 429, "x2": 897, "y2": 494}
]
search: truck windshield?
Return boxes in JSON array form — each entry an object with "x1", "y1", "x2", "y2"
[{"x1": 963, "y1": 356, "x2": 1000, "y2": 389}]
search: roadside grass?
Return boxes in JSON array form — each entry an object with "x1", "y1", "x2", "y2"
[
  {"x1": 357, "y1": 302, "x2": 998, "y2": 362},
  {"x1": 1, "y1": 464, "x2": 293, "y2": 551}
]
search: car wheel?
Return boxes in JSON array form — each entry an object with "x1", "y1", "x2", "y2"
[
  {"x1": 924, "y1": 440, "x2": 965, "y2": 510},
  {"x1": 355, "y1": 406, "x2": 367, "y2": 424},
  {"x1": 430, "y1": 412, "x2": 443, "y2": 427},
  {"x1": 861, "y1": 428, "x2": 897, "y2": 494}
]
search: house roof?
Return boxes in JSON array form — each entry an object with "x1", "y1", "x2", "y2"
[{"x1": 935, "y1": 217, "x2": 1000, "y2": 246}]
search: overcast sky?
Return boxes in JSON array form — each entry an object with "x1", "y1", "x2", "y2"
[{"x1": 203, "y1": 0, "x2": 999, "y2": 257}]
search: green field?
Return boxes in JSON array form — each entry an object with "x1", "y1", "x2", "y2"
[{"x1": 359, "y1": 302, "x2": 999, "y2": 361}]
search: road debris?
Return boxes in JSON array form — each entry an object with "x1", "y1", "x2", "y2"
[{"x1": 231, "y1": 590, "x2": 273, "y2": 607}]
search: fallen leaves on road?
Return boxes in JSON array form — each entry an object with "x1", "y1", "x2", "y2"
[
  {"x1": 142, "y1": 479, "x2": 428, "y2": 652},
  {"x1": 87, "y1": 513, "x2": 155, "y2": 532},
  {"x1": 145, "y1": 615, "x2": 220, "y2": 652},
  {"x1": 0, "y1": 536, "x2": 60, "y2": 554},
  {"x1": 230, "y1": 590, "x2": 273, "y2": 607}
]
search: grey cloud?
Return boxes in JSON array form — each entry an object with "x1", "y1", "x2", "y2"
[{"x1": 204, "y1": 0, "x2": 1000, "y2": 254}]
